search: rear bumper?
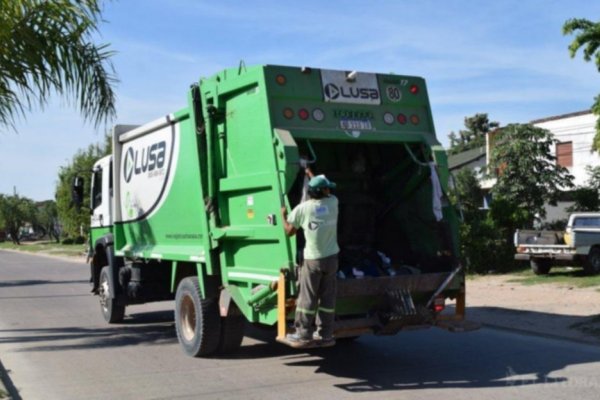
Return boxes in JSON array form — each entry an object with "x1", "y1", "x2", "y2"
[{"x1": 514, "y1": 253, "x2": 576, "y2": 261}]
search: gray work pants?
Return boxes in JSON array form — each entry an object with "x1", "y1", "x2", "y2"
[{"x1": 294, "y1": 253, "x2": 338, "y2": 339}]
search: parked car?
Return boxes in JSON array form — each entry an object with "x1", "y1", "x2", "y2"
[{"x1": 514, "y1": 213, "x2": 600, "y2": 275}]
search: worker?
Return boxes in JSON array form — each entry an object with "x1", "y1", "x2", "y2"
[{"x1": 281, "y1": 172, "x2": 339, "y2": 348}]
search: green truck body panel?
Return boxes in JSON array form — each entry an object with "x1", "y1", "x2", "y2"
[{"x1": 91, "y1": 64, "x2": 463, "y2": 329}]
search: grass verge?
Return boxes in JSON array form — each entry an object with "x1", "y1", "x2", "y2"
[
  {"x1": 506, "y1": 266, "x2": 600, "y2": 288},
  {"x1": 0, "y1": 240, "x2": 85, "y2": 258}
]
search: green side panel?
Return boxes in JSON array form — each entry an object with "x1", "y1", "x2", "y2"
[
  {"x1": 115, "y1": 111, "x2": 212, "y2": 265},
  {"x1": 199, "y1": 66, "x2": 298, "y2": 324}
]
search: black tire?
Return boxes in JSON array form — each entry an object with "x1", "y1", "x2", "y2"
[
  {"x1": 584, "y1": 247, "x2": 600, "y2": 275},
  {"x1": 99, "y1": 266, "x2": 125, "y2": 323},
  {"x1": 175, "y1": 277, "x2": 221, "y2": 357},
  {"x1": 218, "y1": 301, "x2": 245, "y2": 354},
  {"x1": 530, "y1": 258, "x2": 551, "y2": 275}
]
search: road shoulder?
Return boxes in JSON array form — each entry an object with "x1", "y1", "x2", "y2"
[{"x1": 467, "y1": 274, "x2": 600, "y2": 345}]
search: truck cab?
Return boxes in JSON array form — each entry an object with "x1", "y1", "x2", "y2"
[{"x1": 90, "y1": 156, "x2": 113, "y2": 237}]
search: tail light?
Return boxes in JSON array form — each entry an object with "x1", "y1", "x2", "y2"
[
  {"x1": 312, "y1": 108, "x2": 325, "y2": 122},
  {"x1": 397, "y1": 113, "x2": 407, "y2": 125},
  {"x1": 283, "y1": 108, "x2": 294, "y2": 119},
  {"x1": 276, "y1": 75, "x2": 287, "y2": 85},
  {"x1": 383, "y1": 112, "x2": 395, "y2": 125},
  {"x1": 433, "y1": 296, "x2": 445, "y2": 313},
  {"x1": 298, "y1": 108, "x2": 310, "y2": 120},
  {"x1": 409, "y1": 84, "x2": 419, "y2": 95}
]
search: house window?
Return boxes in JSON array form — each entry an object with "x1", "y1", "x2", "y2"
[{"x1": 556, "y1": 142, "x2": 573, "y2": 167}]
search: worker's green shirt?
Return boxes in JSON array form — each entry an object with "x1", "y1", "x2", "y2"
[{"x1": 288, "y1": 195, "x2": 339, "y2": 260}]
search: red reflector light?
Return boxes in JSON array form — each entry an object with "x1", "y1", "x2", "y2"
[
  {"x1": 410, "y1": 84, "x2": 419, "y2": 94},
  {"x1": 433, "y1": 296, "x2": 445, "y2": 313},
  {"x1": 397, "y1": 113, "x2": 407, "y2": 124},
  {"x1": 283, "y1": 108, "x2": 294, "y2": 119},
  {"x1": 298, "y1": 108, "x2": 309, "y2": 120},
  {"x1": 410, "y1": 114, "x2": 420, "y2": 125}
]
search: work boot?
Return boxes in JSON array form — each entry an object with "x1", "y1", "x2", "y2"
[
  {"x1": 312, "y1": 331, "x2": 336, "y2": 347},
  {"x1": 286, "y1": 333, "x2": 312, "y2": 348}
]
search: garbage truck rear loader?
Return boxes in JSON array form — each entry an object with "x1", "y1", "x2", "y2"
[{"x1": 85, "y1": 64, "x2": 477, "y2": 357}]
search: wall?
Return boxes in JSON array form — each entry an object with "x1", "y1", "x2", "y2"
[{"x1": 533, "y1": 111, "x2": 599, "y2": 186}]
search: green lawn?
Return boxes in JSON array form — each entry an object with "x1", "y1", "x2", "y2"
[
  {"x1": 506, "y1": 266, "x2": 600, "y2": 288},
  {"x1": 0, "y1": 240, "x2": 86, "y2": 258}
]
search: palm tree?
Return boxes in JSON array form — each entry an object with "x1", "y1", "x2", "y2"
[
  {"x1": 0, "y1": 0, "x2": 117, "y2": 130},
  {"x1": 564, "y1": 18, "x2": 600, "y2": 69},
  {"x1": 563, "y1": 18, "x2": 600, "y2": 151}
]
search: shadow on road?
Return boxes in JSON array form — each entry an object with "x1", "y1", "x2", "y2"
[
  {"x1": 0, "y1": 310, "x2": 178, "y2": 352},
  {"x1": 0, "y1": 279, "x2": 89, "y2": 288},
  {"x1": 2, "y1": 306, "x2": 600, "y2": 393},
  {"x1": 284, "y1": 330, "x2": 600, "y2": 392}
]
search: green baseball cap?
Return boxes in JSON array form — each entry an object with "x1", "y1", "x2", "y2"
[{"x1": 308, "y1": 174, "x2": 336, "y2": 189}]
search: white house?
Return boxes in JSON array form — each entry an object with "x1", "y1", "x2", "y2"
[
  {"x1": 447, "y1": 110, "x2": 600, "y2": 219},
  {"x1": 532, "y1": 110, "x2": 600, "y2": 186}
]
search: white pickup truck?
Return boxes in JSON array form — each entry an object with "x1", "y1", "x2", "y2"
[{"x1": 514, "y1": 213, "x2": 600, "y2": 275}]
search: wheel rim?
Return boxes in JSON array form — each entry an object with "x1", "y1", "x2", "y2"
[
  {"x1": 99, "y1": 275, "x2": 110, "y2": 312},
  {"x1": 180, "y1": 294, "x2": 197, "y2": 342}
]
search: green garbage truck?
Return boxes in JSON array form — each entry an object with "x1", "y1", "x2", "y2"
[{"x1": 79, "y1": 64, "x2": 477, "y2": 357}]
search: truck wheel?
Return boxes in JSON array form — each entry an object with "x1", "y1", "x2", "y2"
[
  {"x1": 584, "y1": 248, "x2": 600, "y2": 275},
  {"x1": 175, "y1": 277, "x2": 221, "y2": 357},
  {"x1": 530, "y1": 258, "x2": 551, "y2": 275},
  {"x1": 218, "y1": 302, "x2": 245, "y2": 354},
  {"x1": 99, "y1": 266, "x2": 125, "y2": 323}
]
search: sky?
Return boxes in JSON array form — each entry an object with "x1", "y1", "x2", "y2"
[{"x1": 2, "y1": 0, "x2": 600, "y2": 201}]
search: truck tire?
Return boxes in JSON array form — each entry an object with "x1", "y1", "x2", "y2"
[
  {"x1": 530, "y1": 258, "x2": 551, "y2": 275},
  {"x1": 218, "y1": 302, "x2": 245, "y2": 354},
  {"x1": 175, "y1": 277, "x2": 221, "y2": 357},
  {"x1": 99, "y1": 266, "x2": 125, "y2": 323},
  {"x1": 584, "y1": 247, "x2": 600, "y2": 275}
]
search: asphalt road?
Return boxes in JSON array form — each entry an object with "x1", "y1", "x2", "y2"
[{"x1": 1, "y1": 250, "x2": 600, "y2": 400}]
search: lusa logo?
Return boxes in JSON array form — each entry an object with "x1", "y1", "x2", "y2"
[
  {"x1": 124, "y1": 141, "x2": 167, "y2": 183},
  {"x1": 324, "y1": 83, "x2": 379, "y2": 101}
]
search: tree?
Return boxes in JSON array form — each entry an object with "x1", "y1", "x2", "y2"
[
  {"x1": 568, "y1": 166, "x2": 600, "y2": 212},
  {"x1": 488, "y1": 124, "x2": 574, "y2": 227},
  {"x1": 56, "y1": 137, "x2": 111, "y2": 239},
  {"x1": 0, "y1": 0, "x2": 117, "y2": 130},
  {"x1": 449, "y1": 169, "x2": 517, "y2": 273},
  {"x1": 35, "y1": 200, "x2": 60, "y2": 242},
  {"x1": 450, "y1": 168, "x2": 483, "y2": 221},
  {"x1": 447, "y1": 113, "x2": 499, "y2": 155},
  {"x1": 0, "y1": 194, "x2": 36, "y2": 244},
  {"x1": 563, "y1": 18, "x2": 600, "y2": 151}
]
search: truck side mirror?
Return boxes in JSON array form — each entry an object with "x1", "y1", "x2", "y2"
[{"x1": 71, "y1": 176, "x2": 84, "y2": 210}]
